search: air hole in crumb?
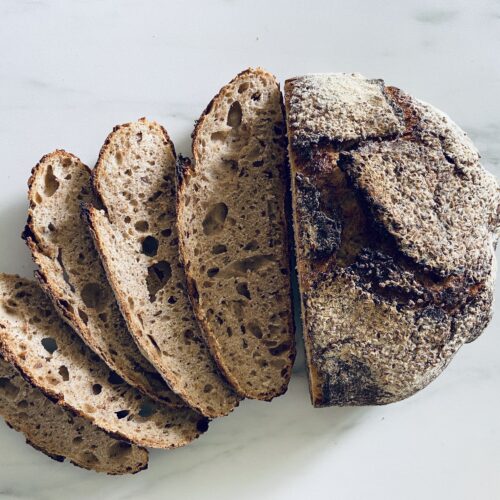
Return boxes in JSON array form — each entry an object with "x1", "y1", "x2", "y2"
[
  {"x1": 167, "y1": 296, "x2": 177, "y2": 304},
  {"x1": 226, "y1": 327, "x2": 233, "y2": 337},
  {"x1": 202, "y1": 203, "x2": 228, "y2": 235},
  {"x1": 146, "y1": 261, "x2": 172, "y2": 301},
  {"x1": 236, "y1": 282, "x2": 251, "y2": 299},
  {"x1": 73, "y1": 436, "x2": 83, "y2": 445},
  {"x1": 41, "y1": 337, "x2": 58, "y2": 354},
  {"x1": 134, "y1": 220, "x2": 149, "y2": 232},
  {"x1": 184, "y1": 329, "x2": 194, "y2": 343},
  {"x1": 17, "y1": 399, "x2": 29, "y2": 408},
  {"x1": 207, "y1": 267, "x2": 219, "y2": 278},
  {"x1": 148, "y1": 335, "x2": 161, "y2": 353},
  {"x1": 142, "y1": 236, "x2": 159, "y2": 257},
  {"x1": 81, "y1": 451, "x2": 99, "y2": 465},
  {"x1": 238, "y1": 82, "x2": 250, "y2": 93},
  {"x1": 34, "y1": 192, "x2": 43, "y2": 204},
  {"x1": 161, "y1": 228, "x2": 172, "y2": 237},
  {"x1": 92, "y1": 384, "x2": 102, "y2": 395},
  {"x1": 138, "y1": 401, "x2": 156, "y2": 418},
  {"x1": 108, "y1": 372, "x2": 124, "y2": 385},
  {"x1": 115, "y1": 410, "x2": 129, "y2": 419},
  {"x1": 124, "y1": 216, "x2": 131, "y2": 223},
  {"x1": 211, "y1": 131, "x2": 227, "y2": 142},
  {"x1": 0, "y1": 378, "x2": 20, "y2": 399},
  {"x1": 243, "y1": 240, "x2": 259, "y2": 251},
  {"x1": 269, "y1": 342, "x2": 291, "y2": 356},
  {"x1": 212, "y1": 244, "x2": 227, "y2": 254},
  {"x1": 203, "y1": 384, "x2": 213, "y2": 393},
  {"x1": 98, "y1": 312, "x2": 107, "y2": 322},
  {"x1": 48, "y1": 222, "x2": 56, "y2": 232},
  {"x1": 58, "y1": 365, "x2": 69, "y2": 381},
  {"x1": 136, "y1": 132, "x2": 143, "y2": 143},
  {"x1": 248, "y1": 321, "x2": 263, "y2": 339},
  {"x1": 44, "y1": 165, "x2": 60, "y2": 196},
  {"x1": 81, "y1": 283, "x2": 106, "y2": 310},
  {"x1": 252, "y1": 160, "x2": 264, "y2": 167},
  {"x1": 109, "y1": 441, "x2": 132, "y2": 459},
  {"x1": 251, "y1": 92, "x2": 261, "y2": 101},
  {"x1": 217, "y1": 255, "x2": 274, "y2": 278},
  {"x1": 227, "y1": 101, "x2": 242, "y2": 127}
]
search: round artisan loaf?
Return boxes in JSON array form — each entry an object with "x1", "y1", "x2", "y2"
[{"x1": 285, "y1": 73, "x2": 500, "y2": 406}]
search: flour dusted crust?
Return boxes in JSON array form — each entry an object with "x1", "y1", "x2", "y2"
[{"x1": 285, "y1": 74, "x2": 500, "y2": 406}]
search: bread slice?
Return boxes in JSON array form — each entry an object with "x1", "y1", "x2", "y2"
[
  {"x1": 177, "y1": 68, "x2": 296, "y2": 400},
  {"x1": 0, "y1": 354, "x2": 148, "y2": 475},
  {"x1": 284, "y1": 73, "x2": 500, "y2": 406},
  {"x1": 0, "y1": 274, "x2": 208, "y2": 447},
  {"x1": 86, "y1": 118, "x2": 239, "y2": 417},
  {"x1": 23, "y1": 150, "x2": 181, "y2": 406}
]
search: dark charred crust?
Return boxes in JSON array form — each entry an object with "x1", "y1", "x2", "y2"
[
  {"x1": 26, "y1": 439, "x2": 65, "y2": 462},
  {"x1": 295, "y1": 174, "x2": 342, "y2": 260},
  {"x1": 196, "y1": 417, "x2": 210, "y2": 433},
  {"x1": 175, "y1": 155, "x2": 192, "y2": 189},
  {"x1": 317, "y1": 357, "x2": 391, "y2": 406}
]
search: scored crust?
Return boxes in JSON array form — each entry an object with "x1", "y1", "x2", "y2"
[
  {"x1": 177, "y1": 68, "x2": 296, "y2": 400},
  {"x1": 285, "y1": 73, "x2": 500, "y2": 406},
  {"x1": 23, "y1": 150, "x2": 182, "y2": 406},
  {"x1": 0, "y1": 355, "x2": 149, "y2": 475}
]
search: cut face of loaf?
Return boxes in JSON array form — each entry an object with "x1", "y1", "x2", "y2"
[
  {"x1": 0, "y1": 274, "x2": 208, "y2": 448},
  {"x1": 284, "y1": 74, "x2": 500, "y2": 406},
  {"x1": 0, "y1": 355, "x2": 148, "y2": 475},
  {"x1": 177, "y1": 68, "x2": 296, "y2": 400},
  {"x1": 23, "y1": 150, "x2": 181, "y2": 406},
  {"x1": 88, "y1": 118, "x2": 239, "y2": 418}
]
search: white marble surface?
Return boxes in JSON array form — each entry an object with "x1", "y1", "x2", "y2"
[{"x1": 0, "y1": 0, "x2": 499, "y2": 498}]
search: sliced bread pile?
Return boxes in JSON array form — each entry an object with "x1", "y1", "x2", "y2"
[{"x1": 1, "y1": 68, "x2": 498, "y2": 474}]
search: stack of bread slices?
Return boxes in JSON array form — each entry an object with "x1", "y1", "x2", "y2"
[{"x1": 0, "y1": 68, "x2": 498, "y2": 474}]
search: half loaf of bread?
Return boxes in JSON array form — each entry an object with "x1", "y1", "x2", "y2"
[{"x1": 284, "y1": 73, "x2": 500, "y2": 406}]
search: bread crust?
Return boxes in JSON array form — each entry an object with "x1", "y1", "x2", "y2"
[
  {"x1": 177, "y1": 68, "x2": 296, "y2": 400},
  {"x1": 285, "y1": 74, "x2": 499, "y2": 406}
]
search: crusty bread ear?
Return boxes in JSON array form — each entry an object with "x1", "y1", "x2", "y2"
[
  {"x1": 177, "y1": 68, "x2": 296, "y2": 400},
  {"x1": 23, "y1": 150, "x2": 182, "y2": 406},
  {"x1": 0, "y1": 274, "x2": 208, "y2": 448},
  {"x1": 284, "y1": 73, "x2": 500, "y2": 406},
  {"x1": 0, "y1": 354, "x2": 148, "y2": 475},
  {"x1": 87, "y1": 118, "x2": 239, "y2": 418}
]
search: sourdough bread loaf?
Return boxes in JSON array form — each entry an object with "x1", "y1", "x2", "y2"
[
  {"x1": 0, "y1": 354, "x2": 148, "y2": 474},
  {"x1": 23, "y1": 150, "x2": 181, "y2": 406},
  {"x1": 177, "y1": 68, "x2": 296, "y2": 400},
  {"x1": 0, "y1": 274, "x2": 208, "y2": 447},
  {"x1": 284, "y1": 73, "x2": 500, "y2": 406},
  {"x1": 87, "y1": 119, "x2": 239, "y2": 417}
]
